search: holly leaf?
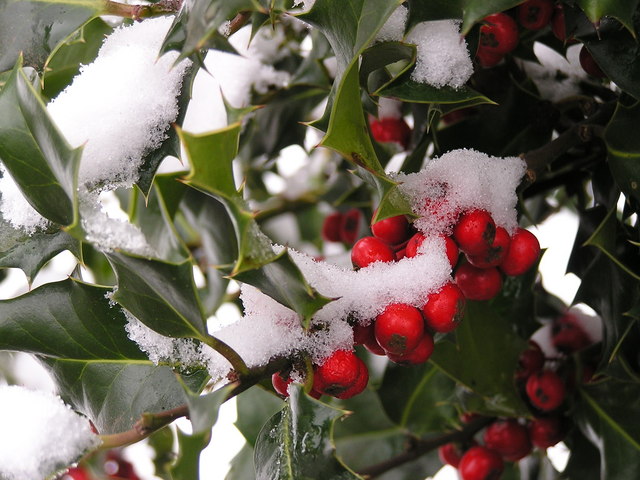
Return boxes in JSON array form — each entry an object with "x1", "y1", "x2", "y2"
[
  {"x1": 226, "y1": 444, "x2": 257, "y2": 480},
  {"x1": 171, "y1": 429, "x2": 210, "y2": 480},
  {"x1": 575, "y1": 380, "x2": 640, "y2": 480},
  {"x1": 430, "y1": 301, "x2": 529, "y2": 417},
  {"x1": 406, "y1": 0, "x2": 524, "y2": 34},
  {"x1": 236, "y1": 386, "x2": 286, "y2": 446},
  {"x1": 0, "y1": 0, "x2": 105, "y2": 72},
  {"x1": 42, "y1": 17, "x2": 112, "y2": 100},
  {"x1": 606, "y1": 102, "x2": 640, "y2": 202},
  {"x1": 0, "y1": 278, "x2": 207, "y2": 434},
  {"x1": 254, "y1": 385, "x2": 363, "y2": 480},
  {"x1": 575, "y1": 0, "x2": 640, "y2": 35},
  {"x1": 377, "y1": 362, "x2": 457, "y2": 434},
  {"x1": 0, "y1": 60, "x2": 81, "y2": 227},
  {"x1": 183, "y1": 384, "x2": 233, "y2": 435},
  {"x1": 0, "y1": 229, "x2": 79, "y2": 283}
]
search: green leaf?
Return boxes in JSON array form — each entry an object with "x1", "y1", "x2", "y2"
[
  {"x1": 42, "y1": 17, "x2": 112, "y2": 100},
  {"x1": 575, "y1": 380, "x2": 640, "y2": 480},
  {"x1": 170, "y1": 429, "x2": 209, "y2": 480},
  {"x1": 0, "y1": 229, "x2": 79, "y2": 282},
  {"x1": 226, "y1": 443, "x2": 257, "y2": 480},
  {"x1": 606, "y1": 102, "x2": 640, "y2": 203},
  {"x1": 0, "y1": 61, "x2": 81, "y2": 226},
  {"x1": 254, "y1": 385, "x2": 363, "y2": 480},
  {"x1": 160, "y1": 0, "x2": 253, "y2": 60},
  {"x1": 105, "y1": 252, "x2": 208, "y2": 339},
  {"x1": 378, "y1": 362, "x2": 457, "y2": 434},
  {"x1": 0, "y1": 0, "x2": 105, "y2": 72},
  {"x1": 0, "y1": 278, "x2": 206, "y2": 433},
  {"x1": 575, "y1": 0, "x2": 640, "y2": 34},
  {"x1": 430, "y1": 301, "x2": 529, "y2": 417},
  {"x1": 183, "y1": 384, "x2": 232, "y2": 435},
  {"x1": 236, "y1": 385, "x2": 287, "y2": 447},
  {"x1": 406, "y1": 0, "x2": 523, "y2": 34}
]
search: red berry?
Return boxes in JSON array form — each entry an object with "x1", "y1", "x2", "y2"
[
  {"x1": 351, "y1": 236, "x2": 396, "y2": 268},
  {"x1": 62, "y1": 468, "x2": 92, "y2": 480},
  {"x1": 476, "y1": 47, "x2": 504, "y2": 68},
  {"x1": 467, "y1": 226, "x2": 511, "y2": 269},
  {"x1": 551, "y1": 4, "x2": 568, "y2": 41},
  {"x1": 353, "y1": 322, "x2": 386, "y2": 355},
  {"x1": 439, "y1": 442, "x2": 464, "y2": 468},
  {"x1": 551, "y1": 313, "x2": 592, "y2": 354},
  {"x1": 405, "y1": 233, "x2": 459, "y2": 268},
  {"x1": 105, "y1": 451, "x2": 141, "y2": 480},
  {"x1": 529, "y1": 416, "x2": 566, "y2": 448},
  {"x1": 371, "y1": 213, "x2": 410, "y2": 245},
  {"x1": 272, "y1": 371, "x2": 293, "y2": 397},
  {"x1": 515, "y1": 341, "x2": 545, "y2": 381},
  {"x1": 455, "y1": 263, "x2": 502, "y2": 301},
  {"x1": 334, "y1": 361, "x2": 369, "y2": 399},
  {"x1": 453, "y1": 210, "x2": 496, "y2": 256},
  {"x1": 370, "y1": 116, "x2": 411, "y2": 149},
  {"x1": 422, "y1": 282, "x2": 466, "y2": 333},
  {"x1": 321, "y1": 212, "x2": 343, "y2": 242},
  {"x1": 461, "y1": 412, "x2": 482, "y2": 424},
  {"x1": 517, "y1": 0, "x2": 554, "y2": 30},
  {"x1": 499, "y1": 228, "x2": 540, "y2": 276},
  {"x1": 340, "y1": 208, "x2": 363, "y2": 245},
  {"x1": 579, "y1": 45, "x2": 606, "y2": 78},
  {"x1": 525, "y1": 370, "x2": 566, "y2": 411},
  {"x1": 459, "y1": 446, "x2": 505, "y2": 480},
  {"x1": 479, "y1": 13, "x2": 519, "y2": 55},
  {"x1": 374, "y1": 303, "x2": 425, "y2": 355},
  {"x1": 386, "y1": 332, "x2": 434, "y2": 365},
  {"x1": 314, "y1": 350, "x2": 365, "y2": 398},
  {"x1": 483, "y1": 419, "x2": 532, "y2": 462}
]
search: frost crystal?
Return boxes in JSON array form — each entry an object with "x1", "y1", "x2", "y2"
[
  {"x1": 375, "y1": 5, "x2": 408, "y2": 42},
  {"x1": 0, "y1": 385, "x2": 100, "y2": 480},
  {"x1": 47, "y1": 16, "x2": 191, "y2": 190},
  {"x1": 406, "y1": 20, "x2": 473, "y2": 89}
]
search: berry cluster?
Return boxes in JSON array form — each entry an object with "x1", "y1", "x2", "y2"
[
  {"x1": 61, "y1": 450, "x2": 141, "y2": 480},
  {"x1": 475, "y1": 1, "x2": 606, "y2": 78},
  {"x1": 321, "y1": 208, "x2": 363, "y2": 246},
  {"x1": 439, "y1": 311, "x2": 599, "y2": 480}
]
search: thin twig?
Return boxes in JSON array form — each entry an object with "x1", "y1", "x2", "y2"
[{"x1": 103, "y1": 0, "x2": 183, "y2": 20}]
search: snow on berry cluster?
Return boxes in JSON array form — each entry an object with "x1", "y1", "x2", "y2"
[{"x1": 439, "y1": 307, "x2": 602, "y2": 480}]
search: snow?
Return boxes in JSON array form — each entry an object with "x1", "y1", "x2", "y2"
[
  {"x1": 0, "y1": 165, "x2": 49, "y2": 234},
  {"x1": 406, "y1": 20, "x2": 473, "y2": 89},
  {"x1": 0, "y1": 385, "x2": 99, "y2": 480},
  {"x1": 47, "y1": 16, "x2": 191, "y2": 191},
  {"x1": 375, "y1": 5, "x2": 408, "y2": 42}
]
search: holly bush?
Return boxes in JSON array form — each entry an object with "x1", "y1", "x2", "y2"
[{"x1": 1, "y1": 0, "x2": 640, "y2": 479}]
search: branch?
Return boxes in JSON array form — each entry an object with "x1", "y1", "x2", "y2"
[
  {"x1": 104, "y1": 0, "x2": 184, "y2": 20},
  {"x1": 358, "y1": 416, "x2": 494, "y2": 479},
  {"x1": 226, "y1": 11, "x2": 253, "y2": 37},
  {"x1": 521, "y1": 101, "x2": 615, "y2": 182}
]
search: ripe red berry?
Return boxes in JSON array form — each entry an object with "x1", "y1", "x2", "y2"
[
  {"x1": 455, "y1": 263, "x2": 502, "y2": 301},
  {"x1": 351, "y1": 236, "x2": 396, "y2": 268},
  {"x1": 528, "y1": 416, "x2": 566, "y2": 448},
  {"x1": 105, "y1": 451, "x2": 141, "y2": 480},
  {"x1": 386, "y1": 332, "x2": 434, "y2": 365},
  {"x1": 526, "y1": 370, "x2": 566, "y2": 411},
  {"x1": 334, "y1": 361, "x2": 369, "y2": 399},
  {"x1": 272, "y1": 371, "x2": 293, "y2": 397},
  {"x1": 371, "y1": 213, "x2": 410, "y2": 245},
  {"x1": 422, "y1": 282, "x2": 466, "y2": 333},
  {"x1": 405, "y1": 233, "x2": 459, "y2": 268},
  {"x1": 499, "y1": 228, "x2": 540, "y2": 276},
  {"x1": 340, "y1": 208, "x2": 363, "y2": 245},
  {"x1": 517, "y1": 0, "x2": 554, "y2": 30},
  {"x1": 453, "y1": 210, "x2": 496, "y2": 256},
  {"x1": 374, "y1": 303, "x2": 425, "y2": 355},
  {"x1": 370, "y1": 116, "x2": 411, "y2": 149},
  {"x1": 483, "y1": 419, "x2": 532, "y2": 461},
  {"x1": 459, "y1": 446, "x2": 504, "y2": 480},
  {"x1": 551, "y1": 4, "x2": 568, "y2": 41},
  {"x1": 321, "y1": 212, "x2": 343, "y2": 242},
  {"x1": 439, "y1": 442, "x2": 464, "y2": 468},
  {"x1": 476, "y1": 48, "x2": 504, "y2": 68},
  {"x1": 63, "y1": 468, "x2": 92, "y2": 480},
  {"x1": 353, "y1": 322, "x2": 386, "y2": 355},
  {"x1": 479, "y1": 13, "x2": 519, "y2": 56},
  {"x1": 467, "y1": 226, "x2": 511, "y2": 269},
  {"x1": 314, "y1": 350, "x2": 366, "y2": 398},
  {"x1": 579, "y1": 45, "x2": 606, "y2": 78},
  {"x1": 551, "y1": 313, "x2": 592, "y2": 354},
  {"x1": 515, "y1": 341, "x2": 545, "y2": 381}
]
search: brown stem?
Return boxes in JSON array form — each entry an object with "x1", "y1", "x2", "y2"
[
  {"x1": 226, "y1": 11, "x2": 253, "y2": 37},
  {"x1": 103, "y1": 0, "x2": 184, "y2": 20},
  {"x1": 521, "y1": 101, "x2": 615, "y2": 183},
  {"x1": 358, "y1": 416, "x2": 494, "y2": 479}
]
